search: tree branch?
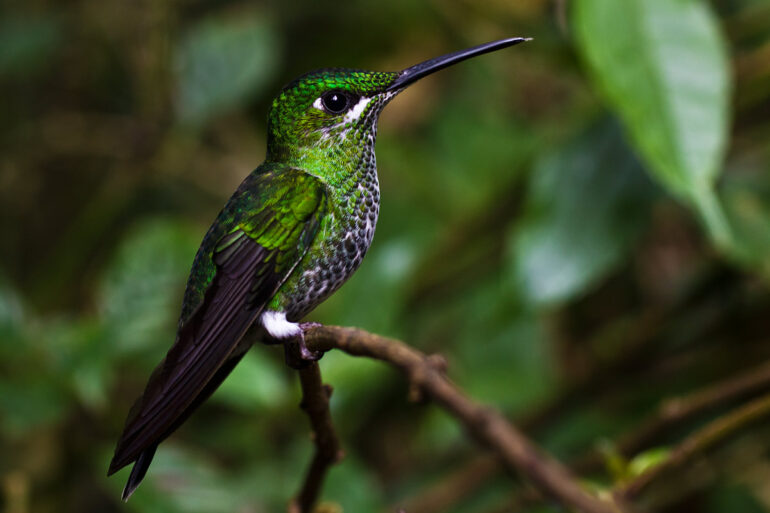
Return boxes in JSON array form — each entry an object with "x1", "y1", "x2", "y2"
[
  {"x1": 480, "y1": 357, "x2": 770, "y2": 513},
  {"x1": 304, "y1": 325, "x2": 632, "y2": 513},
  {"x1": 613, "y1": 358, "x2": 770, "y2": 462},
  {"x1": 288, "y1": 362, "x2": 344, "y2": 513},
  {"x1": 617, "y1": 391, "x2": 770, "y2": 502},
  {"x1": 396, "y1": 331, "x2": 770, "y2": 513}
]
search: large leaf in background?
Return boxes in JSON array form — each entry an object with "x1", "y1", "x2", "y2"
[
  {"x1": 99, "y1": 219, "x2": 200, "y2": 358},
  {"x1": 175, "y1": 11, "x2": 279, "y2": 125},
  {"x1": 45, "y1": 317, "x2": 110, "y2": 411},
  {"x1": 573, "y1": 0, "x2": 732, "y2": 248},
  {"x1": 508, "y1": 119, "x2": 656, "y2": 306}
]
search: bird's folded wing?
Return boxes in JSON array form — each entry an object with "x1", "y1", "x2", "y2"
[{"x1": 108, "y1": 170, "x2": 327, "y2": 473}]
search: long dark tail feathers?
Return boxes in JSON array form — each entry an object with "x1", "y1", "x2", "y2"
[
  {"x1": 110, "y1": 349, "x2": 250, "y2": 500},
  {"x1": 121, "y1": 445, "x2": 158, "y2": 501}
]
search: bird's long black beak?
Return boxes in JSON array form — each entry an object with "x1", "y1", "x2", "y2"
[{"x1": 386, "y1": 37, "x2": 530, "y2": 92}]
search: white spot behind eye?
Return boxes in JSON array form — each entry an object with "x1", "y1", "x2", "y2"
[
  {"x1": 344, "y1": 96, "x2": 370, "y2": 123},
  {"x1": 312, "y1": 97, "x2": 325, "y2": 111}
]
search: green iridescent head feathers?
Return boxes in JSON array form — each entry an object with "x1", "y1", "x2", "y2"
[
  {"x1": 264, "y1": 37, "x2": 530, "y2": 174},
  {"x1": 266, "y1": 69, "x2": 399, "y2": 160}
]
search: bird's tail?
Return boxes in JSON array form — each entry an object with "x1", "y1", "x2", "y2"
[
  {"x1": 122, "y1": 444, "x2": 158, "y2": 501},
  {"x1": 109, "y1": 347, "x2": 250, "y2": 500}
]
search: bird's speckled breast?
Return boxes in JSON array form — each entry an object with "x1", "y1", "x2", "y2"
[{"x1": 268, "y1": 139, "x2": 380, "y2": 321}]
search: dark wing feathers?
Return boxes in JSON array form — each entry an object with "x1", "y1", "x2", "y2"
[
  {"x1": 121, "y1": 347, "x2": 251, "y2": 500},
  {"x1": 110, "y1": 236, "x2": 267, "y2": 471},
  {"x1": 108, "y1": 169, "x2": 327, "y2": 479}
]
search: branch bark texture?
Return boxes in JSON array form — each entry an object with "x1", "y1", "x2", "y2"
[
  {"x1": 289, "y1": 362, "x2": 343, "y2": 513},
  {"x1": 304, "y1": 325, "x2": 629, "y2": 513},
  {"x1": 619, "y1": 391, "x2": 770, "y2": 501}
]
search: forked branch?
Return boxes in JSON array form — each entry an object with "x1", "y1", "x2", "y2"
[{"x1": 296, "y1": 325, "x2": 633, "y2": 513}]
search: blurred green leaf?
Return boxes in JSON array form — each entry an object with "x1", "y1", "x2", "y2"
[
  {"x1": 454, "y1": 279, "x2": 556, "y2": 412},
  {"x1": 379, "y1": 89, "x2": 537, "y2": 219},
  {"x1": 0, "y1": 14, "x2": 62, "y2": 78},
  {"x1": 413, "y1": 407, "x2": 463, "y2": 455},
  {"x1": 508, "y1": 119, "x2": 655, "y2": 306},
  {"x1": 596, "y1": 439, "x2": 628, "y2": 481},
  {"x1": 322, "y1": 456, "x2": 386, "y2": 513},
  {"x1": 722, "y1": 171, "x2": 770, "y2": 278},
  {"x1": 706, "y1": 483, "x2": 767, "y2": 513},
  {"x1": 3, "y1": 2, "x2": 770, "y2": 509},
  {"x1": 573, "y1": 0, "x2": 732, "y2": 247},
  {"x1": 234, "y1": 444, "x2": 306, "y2": 509},
  {"x1": 45, "y1": 317, "x2": 110, "y2": 410},
  {"x1": 627, "y1": 446, "x2": 670, "y2": 478},
  {"x1": 444, "y1": 474, "x2": 514, "y2": 513},
  {"x1": 317, "y1": 350, "x2": 397, "y2": 430},
  {"x1": 0, "y1": 377, "x2": 66, "y2": 436},
  {"x1": 429, "y1": 96, "x2": 537, "y2": 214},
  {"x1": 213, "y1": 350, "x2": 290, "y2": 410},
  {"x1": 175, "y1": 11, "x2": 279, "y2": 125},
  {"x1": 98, "y1": 218, "x2": 200, "y2": 357},
  {"x1": 111, "y1": 446, "x2": 254, "y2": 513},
  {"x1": 542, "y1": 405, "x2": 621, "y2": 459}
]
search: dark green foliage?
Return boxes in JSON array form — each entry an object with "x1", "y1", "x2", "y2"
[{"x1": 1, "y1": 0, "x2": 769, "y2": 511}]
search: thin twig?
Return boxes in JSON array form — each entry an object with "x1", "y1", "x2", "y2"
[
  {"x1": 305, "y1": 325, "x2": 631, "y2": 513},
  {"x1": 565, "y1": 357, "x2": 770, "y2": 476},
  {"x1": 616, "y1": 358, "x2": 770, "y2": 459},
  {"x1": 482, "y1": 357, "x2": 770, "y2": 513},
  {"x1": 288, "y1": 362, "x2": 344, "y2": 513},
  {"x1": 394, "y1": 309, "x2": 665, "y2": 513},
  {"x1": 397, "y1": 324, "x2": 770, "y2": 513},
  {"x1": 617, "y1": 391, "x2": 770, "y2": 501}
]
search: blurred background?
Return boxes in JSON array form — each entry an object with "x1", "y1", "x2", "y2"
[{"x1": 1, "y1": 0, "x2": 770, "y2": 511}]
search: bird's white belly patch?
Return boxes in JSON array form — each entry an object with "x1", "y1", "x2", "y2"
[{"x1": 260, "y1": 310, "x2": 301, "y2": 339}]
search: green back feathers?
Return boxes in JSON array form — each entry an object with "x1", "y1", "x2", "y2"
[{"x1": 180, "y1": 166, "x2": 327, "y2": 325}]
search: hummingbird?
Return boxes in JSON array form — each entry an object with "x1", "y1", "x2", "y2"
[{"x1": 108, "y1": 37, "x2": 528, "y2": 500}]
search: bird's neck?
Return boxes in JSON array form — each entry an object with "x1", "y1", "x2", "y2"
[{"x1": 267, "y1": 126, "x2": 378, "y2": 196}]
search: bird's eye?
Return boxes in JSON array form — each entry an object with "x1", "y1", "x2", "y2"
[{"x1": 321, "y1": 91, "x2": 350, "y2": 114}]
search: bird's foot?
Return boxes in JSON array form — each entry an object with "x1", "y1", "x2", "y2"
[
  {"x1": 284, "y1": 323, "x2": 323, "y2": 369},
  {"x1": 298, "y1": 322, "x2": 323, "y2": 360}
]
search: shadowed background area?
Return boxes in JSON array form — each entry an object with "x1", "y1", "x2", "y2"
[{"x1": 1, "y1": 0, "x2": 770, "y2": 512}]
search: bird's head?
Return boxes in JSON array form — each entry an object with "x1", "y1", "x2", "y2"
[
  {"x1": 266, "y1": 69, "x2": 399, "y2": 161},
  {"x1": 265, "y1": 37, "x2": 529, "y2": 169}
]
